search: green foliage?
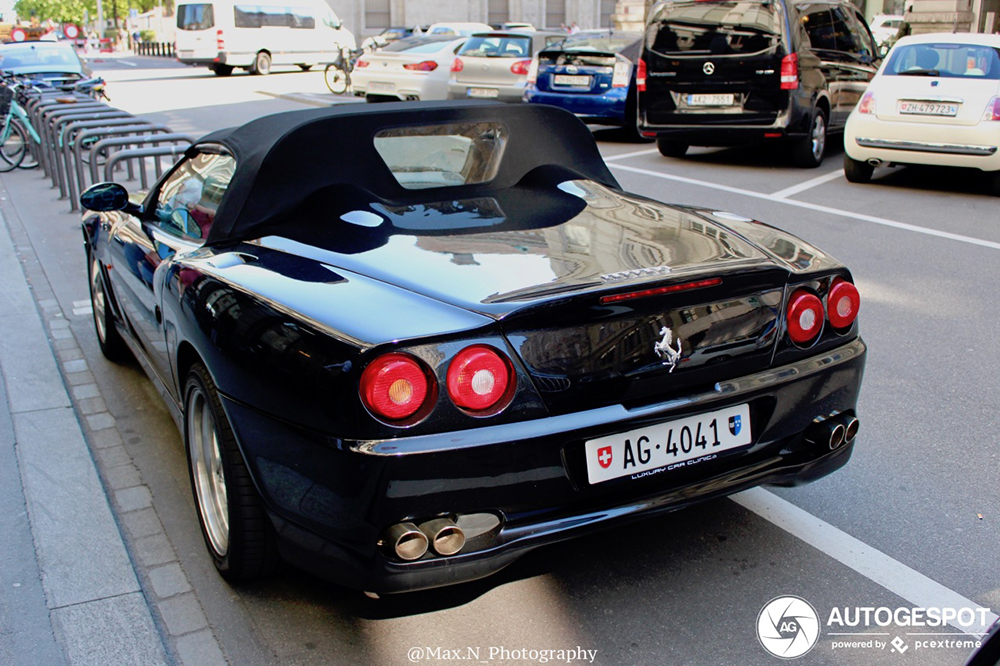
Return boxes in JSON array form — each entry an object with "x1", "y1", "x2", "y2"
[
  {"x1": 139, "y1": 28, "x2": 155, "y2": 41},
  {"x1": 13, "y1": 0, "x2": 96, "y2": 24}
]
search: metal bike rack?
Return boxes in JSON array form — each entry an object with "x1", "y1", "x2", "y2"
[
  {"x1": 62, "y1": 123, "x2": 170, "y2": 209},
  {"x1": 34, "y1": 102, "x2": 111, "y2": 175},
  {"x1": 86, "y1": 133, "x2": 194, "y2": 188},
  {"x1": 39, "y1": 105, "x2": 120, "y2": 182},
  {"x1": 103, "y1": 146, "x2": 190, "y2": 183},
  {"x1": 50, "y1": 113, "x2": 136, "y2": 195}
]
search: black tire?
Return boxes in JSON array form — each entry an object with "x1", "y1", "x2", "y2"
[
  {"x1": 88, "y1": 252, "x2": 129, "y2": 362},
  {"x1": 211, "y1": 64, "x2": 234, "y2": 76},
  {"x1": 843, "y1": 154, "x2": 874, "y2": 183},
  {"x1": 185, "y1": 362, "x2": 279, "y2": 581},
  {"x1": 324, "y1": 63, "x2": 349, "y2": 94},
  {"x1": 621, "y1": 89, "x2": 653, "y2": 143},
  {"x1": 0, "y1": 120, "x2": 27, "y2": 172},
  {"x1": 11, "y1": 119, "x2": 37, "y2": 169},
  {"x1": 297, "y1": 64, "x2": 313, "y2": 71},
  {"x1": 990, "y1": 171, "x2": 1000, "y2": 197},
  {"x1": 792, "y1": 108, "x2": 828, "y2": 168},
  {"x1": 657, "y1": 138, "x2": 688, "y2": 158},
  {"x1": 250, "y1": 51, "x2": 271, "y2": 76}
]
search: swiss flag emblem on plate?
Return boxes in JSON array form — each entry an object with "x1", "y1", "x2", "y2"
[{"x1": 597, "y1": 446, "x2": 613, "y2": 469}]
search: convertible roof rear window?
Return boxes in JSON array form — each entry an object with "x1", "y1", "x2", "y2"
[{"x1": 373, "y1": 122, "x2": 508, "y2": 190}]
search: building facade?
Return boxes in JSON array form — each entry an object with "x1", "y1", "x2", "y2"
[{"x1": 326, "y1": 0, "x2": 622, "y2": 35}]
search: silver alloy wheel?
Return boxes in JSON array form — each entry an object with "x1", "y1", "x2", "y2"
[
  {"x1": 188, "y1": 385, "x2": 229, "y2": 556},
  {"x1": 811, "y1": 113, "x2": 826, "y2": 162},
  {"x1": 90, "y1": 256, "x2": 107, "y2": 344}
]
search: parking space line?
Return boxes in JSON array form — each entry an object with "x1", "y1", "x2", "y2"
[
  {"x1": 770, "y1": 169, "x2": 845, "y2": 199},
  {"x1": 118, "y1": 60, "x2": 138, "y2": 67},
  {"x1": 609, "y1": 162, "x2": 1000, "y2": 251},
  {"x1": 603, "y1": 148, "x2": 660, "y2": 162},
  {"x1": 734, "y1": 488, "x2": 998, "y2": 634}
]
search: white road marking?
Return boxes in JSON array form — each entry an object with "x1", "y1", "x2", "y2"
[
  {"x1": 609, "y1": 162, "x2": 1000, "y2": 251},
  {"x1": 770, "y1": 169, "x2": 845, "y2": 199},
  {"x1": 603, "y1": 148, "x2": 660, "y2": 162},
  {"x1": 733, "y1": 488, "x2": 998, "y2": 635},
  {"x1": 117, "y1": 60, "x2": 138, "y2": 67}
]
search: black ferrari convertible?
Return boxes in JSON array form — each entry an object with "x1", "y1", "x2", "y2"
[{"x1": 80, "y1": 101, "x2": 866, "y2": 594}]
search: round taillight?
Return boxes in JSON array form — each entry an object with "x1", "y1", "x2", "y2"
[
  {"x1": 360, "y1": 353, "x2": 431, "y2": 421},
  {"x1": 787, "y1": 290, "x2": 824, "y2": 345},
  {"x1": 827, "y1": 278, "x2": 860, "y2": 329},
  {"x1": 451, "y1": 57, "x2": 464, "y2": 73},
  {"x1": 447, "y1": 346, "x2": 513, "y2": 412}
]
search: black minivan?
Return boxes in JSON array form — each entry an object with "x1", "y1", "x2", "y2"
[{"x1": 636, "y1": 0, "x2": 880, "y2": 167}]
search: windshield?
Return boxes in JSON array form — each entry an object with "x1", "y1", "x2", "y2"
[
  {"x1": 885, "y1": 43, "x2": 1000, "y2": 79},
  {"x1": 0, "y1": 44, "x2": 79, "y2": 69},
  {"x1": 550, "y1": 31, "x2": 640, "y2": 53},
  {"x1": 374, "y1": 122, "x2": 508, "y2": 190},
  {"x1": 177, "y1": 4, "x2": 215, "y2": 30},
  {"x1": 383, "y1": 36, "x2": 456, "y2": 53},
  {"x1": 647, "y1": 1, "x2": 781, "y2": 56},
  {"x1": 459, "y1": 35, "x2": 532, "y2": 58}
]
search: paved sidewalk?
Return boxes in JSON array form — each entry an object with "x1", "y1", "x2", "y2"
[{"x1": 0, "y1": 199, "x2": 167, "y2": 663}]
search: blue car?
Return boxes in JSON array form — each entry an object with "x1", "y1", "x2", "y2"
[{"x1": 524, "y1": 30, "x2": 643, "y2": 138}]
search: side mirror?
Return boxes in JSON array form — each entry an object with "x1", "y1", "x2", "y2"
[
  {"x1": 878, "y1": 44, "x2": 889, "y2": 58},
  {"x1": 332, "y1": 19, "x2": 342, "y2": 30},
  {"x1": 80, "y1": 182, "x2": 129, "y2": 212}
]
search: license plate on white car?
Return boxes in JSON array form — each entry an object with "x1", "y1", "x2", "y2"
[
  {"x1": 686, "y1": 93, "x2": 735, "y2": 106},
  {"x1": 899, "y1": 101, "x2": 959, "y2": 116},
  {"x1": 467, "y1": 88, "x2": 499, "y2": 98},
  {"x1": 369, "y1": 81, "x2": 395, "y2": 92},
  {"x1": 584, "y1": 404, "x2": 751, "y2": 485},
  {"x1": 554, "y1": 74, "x2": 591, "y2": 87}
]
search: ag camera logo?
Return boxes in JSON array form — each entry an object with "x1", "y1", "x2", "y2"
[{"x1": 757, "y1": 596, "x2": 821, "y2": 659}]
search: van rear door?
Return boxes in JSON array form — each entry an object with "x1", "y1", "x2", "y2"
[
  {"x1": 639, "y1": 0, "x2": 788, "y2": 129},
  {"x1": 175, "y1": 3, "x2": 217, "y2": 61}
]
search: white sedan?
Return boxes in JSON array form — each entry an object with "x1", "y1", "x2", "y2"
[
  {"x1": 844, "y1": 33, "x2": 1000, "y2": 196},
  {"x1": 351, "y1": 36, "x2": 466, "y2": 102}
]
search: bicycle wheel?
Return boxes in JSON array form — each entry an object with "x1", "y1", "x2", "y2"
[
  {"x1": 13, "y1": 120, "x2": 38, "y2": 169},
  {"x1": 0, "y1": 120, "x2": 27, "y2": 172},
  {"x1": 324, "y1": 64, "x2": 349, "y2": 94}
]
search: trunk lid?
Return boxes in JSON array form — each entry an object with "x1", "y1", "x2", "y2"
[
  {"x1": 261, "y1": 181, "x2": 791, "y2": 414},
  {"x1": 874, "y1": 75, "x2": 1000, "y2": 126},
  {"x1": 640, "y1": 0, "x2": 788, "y2": 126}
]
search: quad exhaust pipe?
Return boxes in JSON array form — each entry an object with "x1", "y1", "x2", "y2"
[
  {"x1": 382, "y1": 517, "x2": 466, "y2": 561},
  {"x1": 806, "y1": 414, "x2": 860, "y2": 451}
]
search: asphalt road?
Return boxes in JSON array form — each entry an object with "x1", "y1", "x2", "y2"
[{"x1": 5, "y1": 54, "x2": 998, "y2": 666}]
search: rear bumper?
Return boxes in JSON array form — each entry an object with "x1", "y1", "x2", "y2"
[
  {"x1": 523, "y1": 87, "x2": 629, "y2": 125},
  {"x1": 222, "y1": 337, "x2": 866, "y2": 593},
  {"x1": 447, "y1": 81, "x2": 526, "y2": 104},
  {"x1": 846, "y1": 114, "x2": 1000, "y2": 171}
]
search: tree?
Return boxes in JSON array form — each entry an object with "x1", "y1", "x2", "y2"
[{"x1": 14, "y1": 0, "x2": 97, "y2": 24}]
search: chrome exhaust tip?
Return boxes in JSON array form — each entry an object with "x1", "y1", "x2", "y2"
[
  {"x1": 383, "y1": 522, "x2": 429, "y2": 561},
  {"x1": 806, "y1": 419, "x2": 847, "y2": 451},
  {"x1": 829, "y1": 422, "x2": 846, "y2": 450},
  {"x1": 842, "y1": 415, "x2": 860, "y2": 443},
  {"x1": 419, "y1": 518, "x2": 466, "y2": 556},
  {"x1": 867, "y1": 158, "x2": 883, "y2": 167}
]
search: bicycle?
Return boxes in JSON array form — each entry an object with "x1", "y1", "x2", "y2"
[
  {"x1": 324, "y1": 46, "x2": 363, "y2": 95},
  {"x1": 0, "y1": 79, "x2": 42, "y2": 172}
]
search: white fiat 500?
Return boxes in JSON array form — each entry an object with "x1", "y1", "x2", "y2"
[{"x1": 844, "y1": 33, "x2": 1000, "y2": 195}]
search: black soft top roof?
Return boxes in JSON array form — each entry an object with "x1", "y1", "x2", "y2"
[{"x1": 194, "y1": 101, "x2": 619, "y2": 245}]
